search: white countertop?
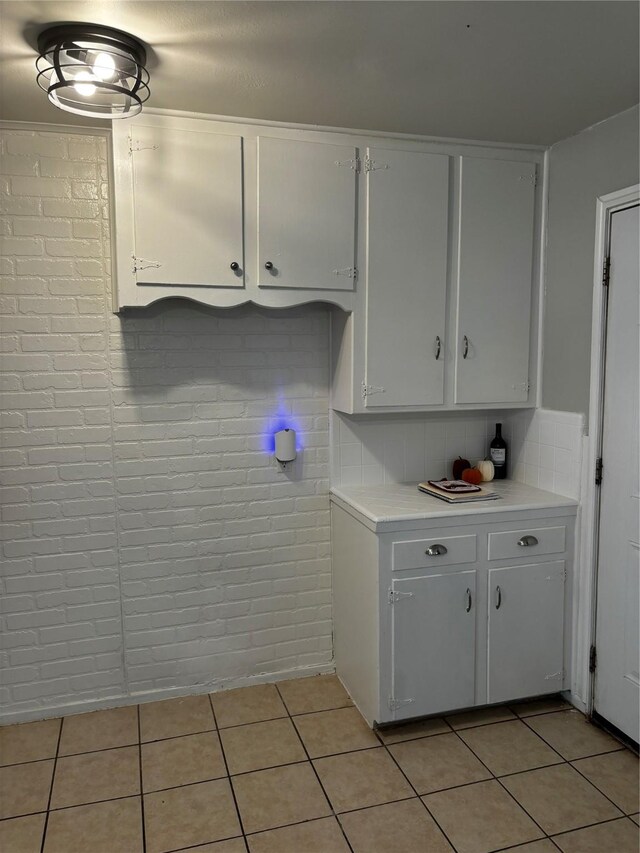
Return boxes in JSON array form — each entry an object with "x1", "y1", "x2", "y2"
[{"x1": 330, "y1": 480, "x2": 578, "y2": 532}]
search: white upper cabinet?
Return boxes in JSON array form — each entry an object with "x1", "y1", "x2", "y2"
[
  {"x1": 364, "y1": 148, "x2": 449, "y2": 407},
  {"x1": 128, "y1": 124, "x2": 244, "y2": 288},
  {"x1": 257, "y1": 137, "x2": 357, "y2": 291},
  {"x1": 454, "y1": 157, "x2": 537, "y2": 404}
]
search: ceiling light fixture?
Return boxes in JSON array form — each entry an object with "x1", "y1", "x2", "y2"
[{"x1": 36, "y1": 23, "x2": 150, "y2": 119}]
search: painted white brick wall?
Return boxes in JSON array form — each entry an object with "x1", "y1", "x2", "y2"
[{"x1": 0, "y1": 129, "x2": 332, "y2": 722}]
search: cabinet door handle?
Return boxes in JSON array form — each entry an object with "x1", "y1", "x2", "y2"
[
  {"x1": 264, "y1": 261, "x2": 274, "y2": 271},
  {"x1": 465, "y1": 588, "x2": 472, "y2": 612},
  {"x1": 425, "y1": 543, "x2": 447, "y2": 556},
  {"x1": 495, "y1": 585, "x2": 502, "y2": 609},
  {"x1": 463, "y1": 335, "x2": 469, "y2": 359},
  {"x1": 435, "y1": 336, "x2": 441, "y2": 360},
  {"x1": 517, "y1": 535, "x2": 539, "y2": 547},
  {"x1": 230, "y1": 261, "x2": 240, "y2": 272}
]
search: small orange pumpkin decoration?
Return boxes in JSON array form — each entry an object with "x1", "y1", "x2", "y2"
[{"x1": 461, "y1": 467, "x2": 483, "y2": 486}]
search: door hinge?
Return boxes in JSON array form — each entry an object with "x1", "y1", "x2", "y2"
[
  {"x1": 589, "y1": 644, "x2": 597, "y2": 674},
  {"x1": 388, "y1": 695, "x2": 415, "y2": 712},
  {"x1": 602, "y1": 256, "x2": 611, "y2": 288},
  {"x1": 333, "y1": 267, "x2": 358, "y2": 279},
  {"x1": 364, "y1": 156, "x2": 389, "y2": 173},
  {"x1": 388, "y1": 587, "x2": 414, "y2": 605},
  {"x1": 132, "y1": 255, "x2": 162, "y2": 275},
  {"x1": 361, "y1": 381, "x2": 386, "y2": 400},
  {"x1": 595, "y1": 457, "x2": 603, "y2": 486},
  {"x1": 335, "y1": 157, "x2": 361, "y2": 172},
  {"x1": 129, "y1": 139, "x2": 159, "y2": 154}
]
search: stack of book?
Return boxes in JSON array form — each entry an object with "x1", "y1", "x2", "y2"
[{"x1": 418, "y1": 479, "x2": 500, "y2": 504}]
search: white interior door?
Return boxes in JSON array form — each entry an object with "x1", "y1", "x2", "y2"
[
  {"x1": 594, "y1": 203, "x2": 640, "y2": 743},
  {"x1": 257, "y1": 136, "x2": 357, "y2": 290},
  {"x1": 392, "y1": 571, "x2": 476, "y2": 719},
  {"x1": 487, "y1": 562, "x2": 565, "y2": 704},
  {"x1": 455, "y1": 157, "x2": 536, "y2": 404},
  {"x1": 364, "y1": 148, "x2": 449, "y2": 407},
  {"x1": 131, "y1": 125, "x2": 244, "y2": 287}
]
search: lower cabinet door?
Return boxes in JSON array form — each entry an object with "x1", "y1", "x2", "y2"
[
  {"x1": 487, "y1": 561, "x2": 565, "y2": 704},
  {"x1": 391, "y1": 571, "x2": 477, "y2": 720}
]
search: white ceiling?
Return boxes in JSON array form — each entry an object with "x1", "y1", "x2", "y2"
[{"x1": 1, "y1": 1, "x2": 638, "y2": 145}]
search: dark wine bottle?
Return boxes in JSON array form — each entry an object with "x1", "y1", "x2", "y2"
[{"x1": 490, "y1": 423, "x2": 508, "y2": 479}]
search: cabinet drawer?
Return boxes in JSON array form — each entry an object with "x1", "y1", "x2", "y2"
[
  {"x1": 488, "y1": 526, "x2": 566, "y2": 561},
  {"x1": 393, "y1": 535, "x2": 477, "y2": 571}
]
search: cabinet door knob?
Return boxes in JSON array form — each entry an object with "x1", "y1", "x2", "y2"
[
  {"x1": 264, "y1": 261, "x2": 274, "y2": 270},
  {"x1": 495, "y1": 585, "x2": 502, "y2": 609},
  {"x1": 425, "y1": 543, "x2": 447, "y2": 557},
  {"x1": 435, "y1": 336, "x2": 441, "y2": 360},
  {"x1": 463, "y1": 335, "x2": 469, "y2": 359},
  {"x1": 465, "y1": 588, "x2": 472, "y2": 612},
  {"x1": 230, "y1": 262, "x2": 240, "y2": 271},
  {"x1": 517, "y1": 535, "x2": 539, "y2": 547}
]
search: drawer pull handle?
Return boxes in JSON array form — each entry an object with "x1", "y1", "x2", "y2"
[
  {"x1": 465, "y1": 588, "x2": 472, "y2": 612},
  {"x1": 495, "y1": 585, "x2": 502, "y2": 609},
  {"x1": 517, "y1": 535, "x2": 539, "y2": 547},
  {"x1": 426, "y1": 544, "x2": 448, "y2": 556}
]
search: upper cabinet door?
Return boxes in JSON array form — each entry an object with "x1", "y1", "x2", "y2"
[
  {"x1": 257, "y1": 137, "x2": 357, "y2": 290},
  {"x1": 130, "y1": 125, "x2": 244, "y2": 288},
  {"x1": 364, "y1": 148, "x2": 449, "y2": 407},
  {"x1": 455, "y1": 157, "x2": 536, "y2": 404}
]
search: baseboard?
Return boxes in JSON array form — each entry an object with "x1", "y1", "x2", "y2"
[{"x1": 0, "y1": 662, "x2": 336, "y2": 725}]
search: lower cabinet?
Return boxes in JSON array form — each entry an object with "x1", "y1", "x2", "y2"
[
  {"x1": 331, "y1": 501, "x2": 576, "y2": 726},
  {"x1": 391, "y1": 571, "x2": 477, "y2": 718},
  {"x1": 487, "y1": 561, "x2": 565, "y2": 704}
]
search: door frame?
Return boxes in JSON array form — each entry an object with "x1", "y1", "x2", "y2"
[{"x1": 577, "y1": 183, "x2": 639, "y2": 716}]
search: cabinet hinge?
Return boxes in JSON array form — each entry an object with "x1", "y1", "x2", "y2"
[
  {"x1": 387, "y1": 587, "x2": 414, "y2": 605},
  {"x1": 132, "y1": 255, "x2": 162, "y2": 275},
  {"x1": 595, "y1": 457, "x2": 603, "y2": 486},
  {"x1": 388, "y1": 695, "x2": 415, "y2": 712},
  {"x1": 364, "y1": 156, "x2": 389, "y2": 173},
  {"x1": 518, "y1": 171, "x2": 538, "y2": 186},
  {"x1": 589, "y1": 644, "x2": 597, "y2": 674},
  {"x1": 335, "y1": 157, "x2": 361, "y2": 172},
  {"x1": 333, "y1": 267, "x2": 358, "y2": 279},
  {"x1": 602, "y1": 256, "x2": 611, "y2": 288},
  {"x1": 544, "y1": 669, "x2": 565, "y2": 682},
  {"x1": 362, "y1": 381, "x2": 386, "y2": 400},
  {"x1": 129, "y1": 139, "x2": 159, "y2": 155}
]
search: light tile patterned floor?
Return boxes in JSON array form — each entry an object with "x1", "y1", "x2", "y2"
[{"x1": 0, "y1": 676, "x2": 638, "y2": 853}]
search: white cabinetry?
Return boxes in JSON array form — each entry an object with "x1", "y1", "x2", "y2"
[
  {"x1": 331, "y1": 487, "x2": 576, "y2": 726},
  {"x1": 112, "y1": 115, "x2": 358, "y2": 311},
  {"x1": 363, "y1": 148, "x2": 449, "y2": 407},
  {"x1": 392, "y1": 571, "x2": 476, "y2": 717},
  {"x1": 330, "y1": 150, "x2": 542, "y2": 413},
  {"x1": 487, "y1": 561, "x2": 565, "y2": 703},
  {"x1": 454, "y1": 157, "x2": 536, "y2": 404},
  {"x1": 257, "y1": 137, "x2": 357, "y2": 291}
]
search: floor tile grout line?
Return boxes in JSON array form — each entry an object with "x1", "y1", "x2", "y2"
[
  {"x1": 274, "y1": 681, "x2": 356, "y2": 853},
  {"x1": 447, "y1": 725, "x2": 551, "y2": 843},
  {"x1": 39, "y1": 716, "x2": 63, "y2": 853},
  {"x1": 377, "y1": 734, "x2": 462, "y2": 853},
  {"x1": 137, "y1": 706, "x2": 147, "y2": 853},
  {"x1": 517, "y1": 713, "x2": 632, "y2": 814},
  {"x1": 207, "y1": 693, "x2": 249, "y2": 849},
  {"x1": 548, "y1": 812, "x2": 640, "y2": 840}
]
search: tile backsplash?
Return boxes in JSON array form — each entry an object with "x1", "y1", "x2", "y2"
[{"x1": 332, "y1": 407, "x2": 585, "y2": 500}]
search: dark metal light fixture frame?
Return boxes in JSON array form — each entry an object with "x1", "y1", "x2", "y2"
[{"x1": 36, "y1": 23, "x2": 150, "y2": 119}]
